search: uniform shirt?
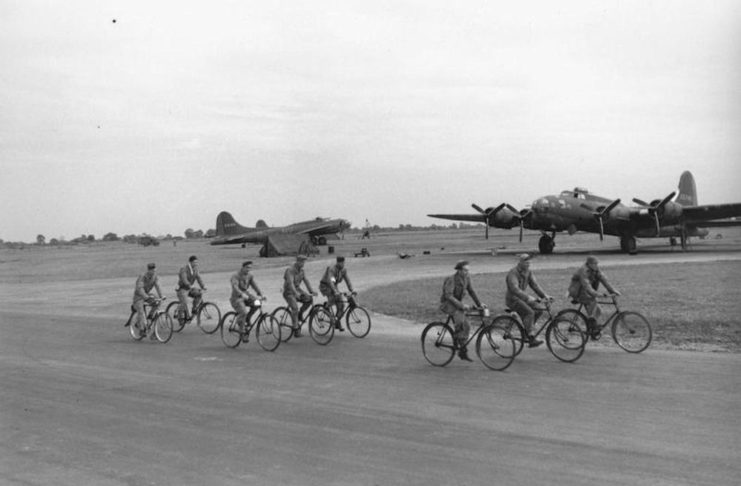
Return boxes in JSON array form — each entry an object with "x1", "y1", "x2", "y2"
[
  {"x1": 568, "y1": 264, "x2": 615, "y2": 301},
  {"x1": 178, "y1": 264, "x2": 204, "y2": 290},
  {"x1": 439, "y1": 272, "x2": 481, "y2": 314},
  {"x1": 505, "y1": 265, "x2": 546, "y2": 306},
  {"x1": 133, "y1": 272, "x2": 162, "y2": 302},
  {"x1": 230, "y1": 270, "x2": 262, "y2": 302},
  {"x1": 283, "y1": 264, "x2": 313, "y2": 296},
  {"x1": 320, "y1": 264, "x2": 353, "y2": 293}
]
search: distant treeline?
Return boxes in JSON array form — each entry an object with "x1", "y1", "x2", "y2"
[{"x1": 1, "y1": 223, "x2": 482, "y2": 248}]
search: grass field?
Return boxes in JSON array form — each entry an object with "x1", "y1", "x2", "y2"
[{"x1": 363, "y1": 262, "x2": 741, "y2": 353}]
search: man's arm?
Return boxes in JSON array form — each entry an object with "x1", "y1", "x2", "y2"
[
  {"x1": 153, "y1": 276, "x2": 163, "y2": 298},
  {"x1": 135, "y1": 276, "x2": 148, "y2": 300},
  {"x1": 465, "y1": 277, "x2": 482, "y2": 307},
  {"x1": 528, "y1": 274, "x2": 547, "y2": 299},
  {"x1": 442, "y1": 277, "x2": 465, "y2": 310},
  {"x1": 343, "y1": 270, "x2": 355, "y2": 293},
  {"x1": 505, "y1": 271, "x2": 531, "y2": 302},
  {"x1": 178, "y1": 267, "x2": 190, "y2": 290},
  {"x1": 578, "y1": 269, "x2": 600, "y2": 298},
  {"x1": 284, "y1": 268, "x2": 298, "y2": 295}
]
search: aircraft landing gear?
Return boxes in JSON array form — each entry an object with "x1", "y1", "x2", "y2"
[
  {"x1": 669, "y1": 237, "x2": 677, "y2": 247},
  {"x1": 620, "y1": 236, "x2": 637, "y2": 255},
  {"x1": 538, "y1": 234, "x2": 555, "y2": 254}
]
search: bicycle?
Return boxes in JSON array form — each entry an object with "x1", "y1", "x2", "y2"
[
  {"x1": 124, "y1": 297, "x2": 173, "y2": 343},
  {"x1": 165, "y1": 289, "x2": 222, "y2": 334},
  {"x1": 420, "y1": 307, "x2": 515, "y2": 371},
  {"x1": 271, "y1": 296, "x2": 324, "y2": 343},
  {"x1": 309, "y1": 292, "x2": 372, "y2": 346},
  {"x1": 567, "y1": 294, "x2": 652, "y2": 353},
  {"x1": 488, "y1": 298, "x2": 588, "y2": 363},
  {"x1": 220, "y1": 298, "x2": 281, "y2": 352}
]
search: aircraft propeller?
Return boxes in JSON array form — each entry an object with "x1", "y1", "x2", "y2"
[
  {"x1": 591, "y1": 199, "x2": 621, "y2": 241},
  {"x1": 632, "y1": 192, "x2": 677, "y2": 236},
  {"x1": 518, "y1": 208, "x2": 532, "y2": 242}
]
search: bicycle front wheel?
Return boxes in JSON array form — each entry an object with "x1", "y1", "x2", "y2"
[
  {"x1": 612, "y1": 311, "x2": 652, "y2": 353},
  {"x1": 220, "y1": 312, "x2": 242, "y2": 348},
  {"x1": 165, "y1": 301, "x2": 187, "y2": 333},
  {"x1": 476, "y1": 324, "x2": 515, "y2": 371},
  {"x1": 546, "y1": 314, "x2": 586, "y2": 363},
  {"x1": 272, "y1": 307, "x2": 294, "y2": 343},
  {"x1": 492, "y1": 315, "x2": 525, "y2": 357},
  {"x1": 346, "y1": 306, "x2": 371, "y2": 338},
  {"x1": 154, "y1": 313, "x2": 174, "y2": 343},
  {"x1": 256, "y1": 314, "x2": 281, "y2": 352},
  {"x1": 309, "y1": 306, "x2": 334, "y2": 345},
  {"x1": 421, "y1": 322, "x2": 456, "y2": 367},
  {"x1": 197, "y1": 302, "x2": 222, "y2": 334}
]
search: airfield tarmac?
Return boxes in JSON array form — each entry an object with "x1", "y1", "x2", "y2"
[{"x1": 1, "y1": 230, "x2": 740, "y2": 485}]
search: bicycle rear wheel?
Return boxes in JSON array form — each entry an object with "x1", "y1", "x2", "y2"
[
  {"x1": 309, "y1": 306, "x2": 334, "y2": 345},
  {"x1": 492, "y1": 315, "x2": 525, "y2": 357},
  {"x1": 129, "y1": 312, "x2": 145, "y2": 341},
  {"x1": 272, "y1": 307, "x2": 294, "y2": 343},
  {"x1": 220, "y1": 312, "x2": 242, "y2": 348},
  {"x1": 197, "y1": 302, "x2": 222, "y2": 334},
  {"x1": 165, "y1": 301, "x2": 187, "y2": 333},
  {"x1": 476, "y1": 324, "x2": 516, "y2": 371},
  {"x1": 154, "y1": 313, "x2": 174, "y2": 343},
  {"x1": 612, "y1": 311, "x2": 652, "y2": 353},
  {"x1": 345, "y1": 306, "x2": 371, "y2": 338},
  {"x1": 421, "y1": 322, "x2": 456, "y2": 367},
  {"x1": 546, "y1": 315, "x2": 586, "y2": 363},
  {"x1": 256, "y1": 314, "x2": 281, "y2": 352}
]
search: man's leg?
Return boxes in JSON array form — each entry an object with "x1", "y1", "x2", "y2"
[
  {"x1": 133, "y1": 300, "x2": 147, "y2": 332},
  {"x1": 285, "y1": 294, "x2": 301, "y2": 336},
  {"x1": 190, "y1": 289, "x2": 203, "y2": 315},
  {"x1": 512, "y1": 299, "x2": 542, "y2": 347},
  {"x1": 584, "y1": 300, "x2": 601, "y2": 336},
  {"x1": 452, "y1": 310, "x2": 472, "y2": 361},
  {"x1": 177, "y1": 289, "x2": 190, "y2": 320}
]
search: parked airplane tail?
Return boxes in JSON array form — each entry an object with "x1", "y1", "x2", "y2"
[
  {"x1": 676, "y1": 171, "x2": 697, "y2": 206},
  {"x1": 215, "y1": 211, "x2": 252, "y2": 236}
]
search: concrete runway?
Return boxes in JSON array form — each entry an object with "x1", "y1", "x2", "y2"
[{"x1": 1, "y1": 250, "x2": 740, "y2": 485}]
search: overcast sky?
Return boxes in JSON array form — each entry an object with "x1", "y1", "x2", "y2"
[{"x1": 2, "y1": 0, "x2": 740, "y2": 242}]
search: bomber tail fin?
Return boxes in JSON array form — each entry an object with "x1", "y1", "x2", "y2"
[
  {"x1": 676, "y1": 171, "x2": 697, "y2": 206},
  {"x1": 215, "y1": 211, "x2": 252, "y2": 236}
]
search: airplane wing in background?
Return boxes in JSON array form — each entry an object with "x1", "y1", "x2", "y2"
[{"x1": 681, "y1": 203, "x2": 741, "y2": 225}]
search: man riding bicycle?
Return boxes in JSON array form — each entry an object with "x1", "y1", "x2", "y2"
[
  {"x1": 177, "y1": 255, "x2": 206, "y2": 321},
  {"x1": 440, "y1": 260, "x2": 484, "y2": 362},
  {"x1": 283, "y1": 254, "x2": 317, "y2": 338},
  {"x1": 230, "y1": 261, "x2": 265, "y2": 336},
  {"x1": 505, "y1": 253, "x2": 552, "y2": 348},
  {"x1": 132, "y1": 262, "x2": 163, "y2": 332},
  {"x1": 319, "y1": 256, "x2": 356, "y2": 331},
  {"x1": 568, "y1": 255, "x2": 621, "y2": 337}
]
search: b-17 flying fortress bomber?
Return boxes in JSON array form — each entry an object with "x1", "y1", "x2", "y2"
[{"x1": 429, "y1": 171, "x2": 741, "y2": 254}]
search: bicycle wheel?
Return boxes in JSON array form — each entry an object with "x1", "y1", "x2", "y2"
[
  {"x1": 129, "y1": 312, "x2": 145, "y2": 341},
  {"x1": 220, "y1": 312, "x2": 242, "y2": 348},
  {"x1": 154, "y1": 313, "x2": 174, "y2": 343},
  {"x1": 476, "y1": 324, "x2": 516, "y2": 371},
  {"x1": 309, "y1": 306, "x2": 334, "y2": 345},
  {"x1": 197, "y1": 302, "x2": 222, "y2": 334},
  {"x1": 166, "y1": 301, "x2": 187, "y2": 333},
  {"x1": 256, "y1": 314, "x2": 281, "y2": 352},
  {"x1": 272, "y1": 307, "x2": 294, "y2": 343},
  {"x1": 546, "y1": 315, "x2": 587, "y2": 363},
  {"x1": 492, "y1": 315, "x2": 525, "y2": 357},
  {"x1": 420, "y1": 322, "x2": 456, "y2": 367},
  {"x1": 345, "y1": 306, "x2": 371, "y2": 338},
  {"x1": 555, "y1": 309, "x2": 589, "y2": 337},
  {"x1": 612, "y1": 311, "x2": 652, "y2": 353}
]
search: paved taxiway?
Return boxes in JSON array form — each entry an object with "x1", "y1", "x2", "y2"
[{"x1": 1, "y1": 250, "x2": 740, "y2": 485}]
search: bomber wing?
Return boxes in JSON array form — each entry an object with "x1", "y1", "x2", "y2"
[{"x1": 681, "y1": 203, "x2": 741, "y2": 225}]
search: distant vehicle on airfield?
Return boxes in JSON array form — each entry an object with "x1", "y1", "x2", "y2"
[
  {"x1": 210, "y1": 211, "x2": 351, "y2": 247},
  {"x1": 428, "y1": 171, "x2": 741, "y2": 255}
]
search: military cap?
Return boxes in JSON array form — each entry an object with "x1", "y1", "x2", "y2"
[
  {"x1": 147, "y1": 263, "x2": 156, "y2": 270},
  {"x1": 454, "y1": 260, "x2": 469, "y2": 270},
  {"x1": 586, "y1": 255, "x2": 599, "y2": 265},
  {"x1": 517, "y1": 253, "x2": 534, "y2": 262},
  {"x1": 336, "y1": 256, "x2": 346, "y2": 263},
  {"x1": 242, "y1": 260, "x2": 253, "y2": 268},
  {"x1": 296, "y1": 255, "x2": 308, "y2": 262},
  {"x1": 189, "y1": 255, "x2": 198, "y2": 262}
]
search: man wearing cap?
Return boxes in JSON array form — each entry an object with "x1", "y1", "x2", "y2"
[
  {"x1": 283, "y1": 255, "x2": 317, "y2": 337},
  {"x1": 131, "y1": 263, "x2": 163, "y2": 333},
  {"x1": 505, "y1": 253, "x2": 551, "y2": 347},
  {"x1": 230, "y1": 261, "x2": 265, "y2": 337},
  {"x1": 568, "y1": 255, "x2": 620, "y2": 337},
  {"x1": 176, "y1": 255, "x2": 206, "y2": 322},
  {"x1": 319, "y1": 256, "x2": 356, "y2": 331},
  {"x1": 440, "y1": 260, "x2": 484, "y2": 362}
]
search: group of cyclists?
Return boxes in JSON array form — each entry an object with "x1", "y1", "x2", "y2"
[
  {"x1": 129, "y1": 254, "x2": 356, "y2": 339},
  {"x1": 130, "y1": 251, "x2": 619, "y2": 360},
  {"x1": 441, "y1": 253, "x2": 620, "y2": 362}
]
